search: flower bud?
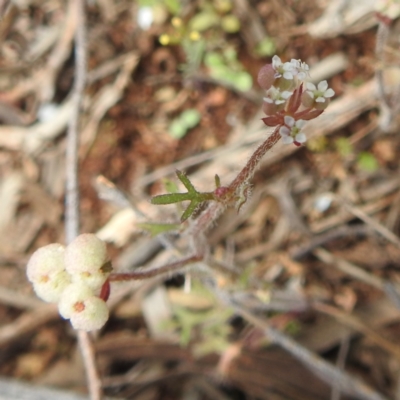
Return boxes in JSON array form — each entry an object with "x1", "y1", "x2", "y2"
[
  {"x1": 58, "y1": 282, "x2": 109, "y2": 331},
  {"x1": 27, "y1": 243, "x2": 70, "y2": 303},
  {"x1": 257, "y1": 64, "x2": 276, "y2": 91},
  {"x1": 32, "y1": 270, "x2": 71, "y2": 303},
  {"x1": 58, "y1": 282, "x2": 94, "y2": 319},
  {"x1": 65, "y1": 234, "x2": 111, "y2": 290},
  {"x1": 70, "y1": 296, "x2": 109, "y2": 331},
  {"x1": 27, "y1": 243, "x2": 66, "y2": 283}
]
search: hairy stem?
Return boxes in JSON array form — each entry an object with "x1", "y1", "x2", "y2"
[
  {"x1": 189, "y1": 127, "x2": 281, "y2": 237},
  {"x1": 229, "y1": 126, "x2": 280, "y2": 194},
  {"x1": 109, "y1": 254, "x2": 202, "y2": 281}
]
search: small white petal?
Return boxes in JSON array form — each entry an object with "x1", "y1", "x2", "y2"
[
  {"x1": 279, "y1": 126, "x2": 290, "y2": 136},
  {"x1": 317, "y1": 80, "x2": 328, "y2": 91},
  {"x1": 295, "y1": 120, "x2": 306, "y2": 129},
  {"x1": 316, "y1": 97, "x2": 326, "y2": 103},
  {"x1": 290, "y1": 59, "x2": 300, "y2": 67},
  {"x1": 264, "y1": 97, "x2": 273, "y2": 103},
  {"x1": 284, "y1": 115, "x2": 295, "y2": 126},
  {"x1": 283, "y1": 62, "x2": 294, "y2": 71},
  {"x1": 283, "y1": 72, "x2": 294, "y2": 80},
  {"x1": 275, "y1": 99, "x2": 285, "y2": 105},
  {"x1": 295, "y1": 133, "x2": 307, "y2": 143},
  {"x1": 281, "y1": 91, "x2": 293, "y2": 99},
  {"x1": 282, "y1": 136, "x2": 294, "y2": 144},
  {"x1": 324, "y1": 88, "x2": 335, "y2": 98},
  {"x1": 306, "y1": 82, "x2": 316, "y2": 91},
  {"x1": 272, "y1": 55, "x2": 282, "y2": 69}
]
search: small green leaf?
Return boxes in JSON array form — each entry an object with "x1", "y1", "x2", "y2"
[
  {"x1": 137, "y1": 222, "x2": 181, "y2": 236},
  {"x1": 335, "y1": 137, "x2": 353, "y2": 156},
  {"x1": 180, "y1": 109, "x2": 201, "y2": 128},
  {"x1": 169, "y1": 109, "x2": 201, "y2": 139},
  {"x1": 169, "y1": 119, "x2": 188, "y2": 139},
  {"x1": 214, "y1": 0, "x2": 233, "y2": 13},
  {"x1": 189, "y1": 11, "x2": 220, "y2": 32},
  {"x1": 221, "y1": 14, "x2": 240, "y2": 33},
  {"x1": 151, "y1": 192, "x2": 191, "y2": 205},
  {"x1": 255, "y1": 37, "x2": 276, "y2": 57},
  {"x1": 176, "y1": 170, "x2": 196, "y2": 192},
  {"x1": 357, "y1": 152, "x2": 378, "y2": 172},
  {"x1": 204, "y1": 52, "x2": 224, "y2": 68},
  {"x1": 223, "y1": 47, "x2": 237, "y2": 63},
  {"x1": 233, "y1": 71, "x2": 253, "y2": 91},
  {"x1": 180, "y1": 200, "x2": 199, "y2": 222},
  {"x1": 214, "y1": 174, "x2": 221, "y2": 188},
  {"x1": 164, "y1": 0, "x2": 181, "y2": 14}
]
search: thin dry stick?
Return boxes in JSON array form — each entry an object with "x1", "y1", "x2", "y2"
[
  {"x1": 65, "y1": 0, "x2": 102, "y2": 399},
  {"x1": 0, "y1": 304, "x2": 58, "y2": 347},
  {"x1": 341, "y1": 200, "x2": 400, "y2": 248},
  {"x1": 313, "y1": 302, "x2": 400, "y2": 361},
  {"x1": 229, "y1": 299, "x2": 388, "y2": 400}
]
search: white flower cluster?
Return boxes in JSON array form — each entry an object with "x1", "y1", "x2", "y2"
[
  {"x1": 272, "y1": 55, "x2": 309, "y2": 80},
  {"x1": 375, "y1": 0, "x2": 400, "y2": 20},
  {"x1": 259, "y1": 55, "x2": 335, "y2": 145},
  {"x1": 304, "y1": 81, "x2": 335, "y2": 104},
  {"x1": 27, "y1": 234, "x2": 111, "y2": 331},
  {"x1": 279, "y1": 116, "x2": 306, "y2": 145}
]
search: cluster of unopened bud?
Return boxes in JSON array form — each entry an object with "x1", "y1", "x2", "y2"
[
  {"x1": 27, "y1": 234, "x2": 112, "y2": 331},
  {"x1": 258, "y1": 55, "x2": 334, "y2": 146}
]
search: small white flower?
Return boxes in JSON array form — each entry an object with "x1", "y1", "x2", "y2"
[
  {"x1": 305, "y1": 80, "x2": 335, "y2": 103},
  {"x1": 272, "y1": 55, "x2": 296, "y2": 80},
  {"x1": 264, "y1": 86, "x2": 292, "y2": 105},
  {"x1": 279, "y1": 116, "x2": 307, "y2": 144},
  {"x1": 290, "y1": 59, "x2": 310, "y2": 80}
]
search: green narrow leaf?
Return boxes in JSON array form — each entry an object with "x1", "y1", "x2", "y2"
[
  {"x1": 176, "y1": 170, "x2": 196, "y2": 192},
  {"x1": 181, "y1": 200, "x2": 198, "y2": 222},
  {"x1": 138, "y1": 222, "x2": 181, "y2": 236},
  {"x1": 151, "y1": 192, "x2": 191, "y2": 205}
]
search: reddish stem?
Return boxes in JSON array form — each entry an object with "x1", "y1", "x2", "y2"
[
  {"x1": 109, "y1": 254, "x2": 202, "y2": 281},
  {"x1": 229, "y1": 126, "x2": 281, "y2": 194}
]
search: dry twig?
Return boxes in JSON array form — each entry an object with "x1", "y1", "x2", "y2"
[{"x1": 65, "y1": 1, "x2": 102, "y2": 399}]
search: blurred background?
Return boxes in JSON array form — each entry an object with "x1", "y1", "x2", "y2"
[{"x1": 1, "y1": 0, "x2": 400, "y2": 399}]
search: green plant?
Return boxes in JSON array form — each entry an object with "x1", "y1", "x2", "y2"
[
  {"x1": 168, "y1": 108, "x2": 201, "y2": 139},
  {"x1": 27, "y1": 56, "x2": 334, "y2": 331},
  {"x1": 158, "y1": 1, "x2": 252, "y2": 91},
  {"x1": 204, "y1": 48, "x2": 253, "y2": 91},
  {"x1": 334, "y1": 137, "x2": 379, "y2": 172}
]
